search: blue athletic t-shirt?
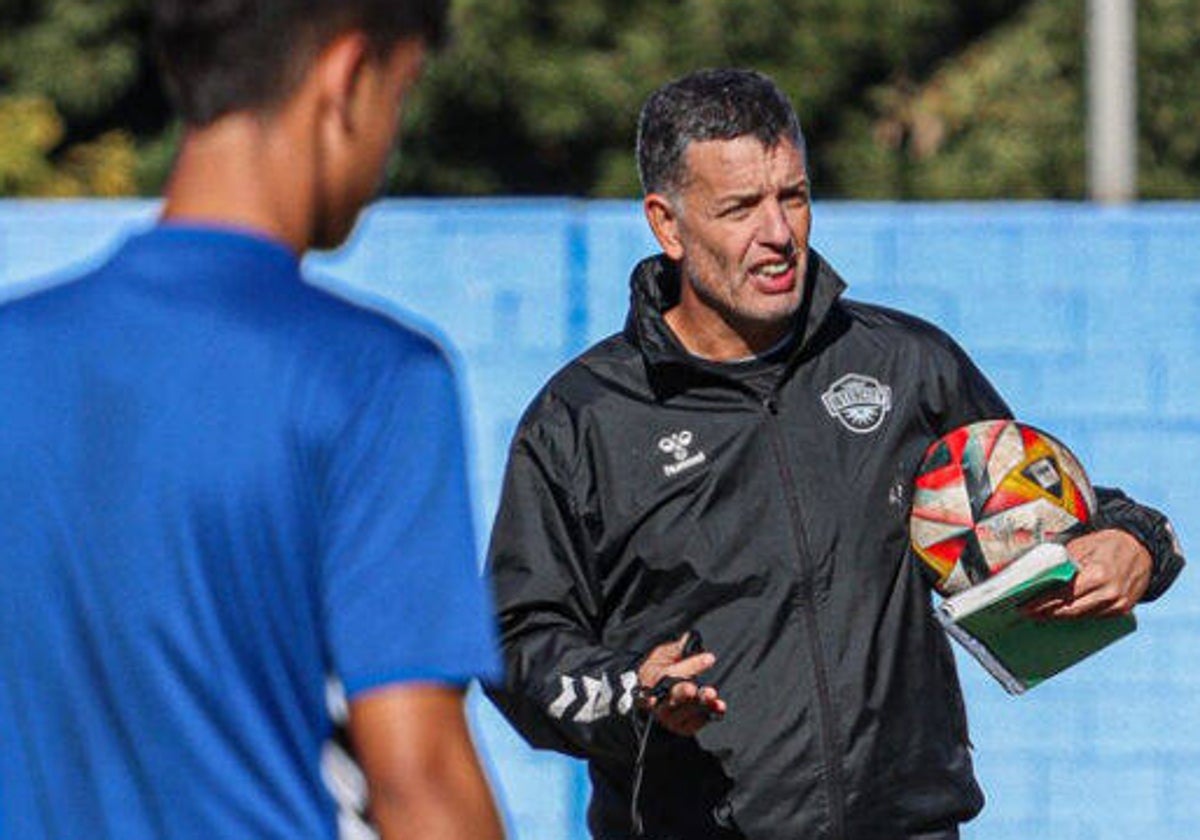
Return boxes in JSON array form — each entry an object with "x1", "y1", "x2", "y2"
[{"x1": 0, "y1": 224, "x2": 500, "y2": 838}]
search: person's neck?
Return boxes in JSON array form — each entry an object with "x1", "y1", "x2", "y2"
[
  {"x1": 663, "y1": 305, "x2": 792, "y2": 362},
  {"x1": 161, "y1": 113, "x2": 315, "y2": 254}
]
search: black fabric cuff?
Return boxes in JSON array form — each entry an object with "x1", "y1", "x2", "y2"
[{"x1": 1094, "y1": 487, "x2": 1186, "y2": 602}]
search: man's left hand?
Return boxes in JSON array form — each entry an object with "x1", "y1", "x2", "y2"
[{"x1": 1025, "y1": 528, "x2": 1151, "y2": 619}]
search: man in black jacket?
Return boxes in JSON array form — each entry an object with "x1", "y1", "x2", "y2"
[{"x1": 485, "y1": 69, "x2": 1184, "y2": 840}]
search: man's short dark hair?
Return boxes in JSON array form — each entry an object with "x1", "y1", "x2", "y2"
[
  {"x1": 152, "y1": 0, "x2": 448, "y2": 126},
  {"x1": 636, "y1": 68, "x2": 805, "y2": 196}
]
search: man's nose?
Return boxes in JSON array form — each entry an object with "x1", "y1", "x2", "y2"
[{"x1": 758, "y1": 199, "x2": 793, "y2": 249}]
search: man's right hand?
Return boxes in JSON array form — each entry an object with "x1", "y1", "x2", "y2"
[{"x1": 636, "y1": 632, "x2": 727, "y2": 736}]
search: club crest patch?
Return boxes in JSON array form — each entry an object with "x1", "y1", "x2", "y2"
[{"x1": 821, "y1": 373, "x2": 893, "y2": 434}]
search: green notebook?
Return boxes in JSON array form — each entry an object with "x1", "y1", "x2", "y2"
[{"x1": 936, "y1": 543, "x2": 1137, "y2": 694}]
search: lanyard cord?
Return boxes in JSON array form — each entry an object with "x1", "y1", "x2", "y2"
[
  {"x1": 630, "y1": 711, "x2": 656, "y2": 836},
  {"x1": 630, "y1": 631, "x2": 706, "y2": 836}
]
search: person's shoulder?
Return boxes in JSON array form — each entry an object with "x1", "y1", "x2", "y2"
[
  {"x1": 528, "y1": 331, "x2": 637, "y2": 416},
  {"x1": 510, "y1": 331, "x2": 637, "y2": 448},
  {"x1": 294, "y1": 275, "x2": 456, "y2": 375},
  {"x1": 0, "y1": 258, "x2": 112, "y2": 332},
  {"x1": 834, "y1": 297, "x2": 993, "y2": 397},
  {"x1": 839, "y1": 297, "x2": 966, "y2": 355}
]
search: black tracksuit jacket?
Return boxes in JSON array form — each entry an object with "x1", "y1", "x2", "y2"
[{"x1": 485, "y1": 251, "x2": 1184, "y2": 840}]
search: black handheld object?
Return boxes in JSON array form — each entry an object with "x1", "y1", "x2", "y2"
[
  {"x1": 640, "y1": 630, "x2": 707, "y2": 704},
  {"x1": 681, "y1": 629, "x2": 705, "y2": 658}
]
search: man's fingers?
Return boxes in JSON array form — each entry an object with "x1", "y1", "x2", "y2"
[
  {"x1": 661, "y1": 677, "x2": 717, "y2": 708},
  {"x1": 647, "y1": 678, "x2": 725, "y2": 714},
  {"x1": 638, "y1": 651, "x2": 715, "y2": 696},
  {"x1": 1031, "y1": 593, "x2": 1106, "y2": 618},
  {"x1": 1067, "y1": 528, "x2": 1152, "y2": 604},
  {"x1": 666, "y1": 651, "x2": 716, "y2": 679},
  {"x1": 1023, "y1": 535, "x2": 1147, "y2": 619},
  {"x1": 642, "y1": 635, "x2": 686, "y2": 669},
  {"x1": 667, "y1": 678, "x2": 699, "y2": 706},
  {"x1": 664, "y1": 682, "x2": 725, "y2": 715},
  {"x1": 700, "y1": 689, "x2": 727, "y2": 718},
  {"x1": 655, "y1": 691, "x2": 726, "y2": 735},
  {"x1": 1025, "y1": 577, "x2": 1134, "y2": 618},
  {"x1": 1023, "y1": 580, "x2": 1076, "y2": 613},
  {"x1": 1057, "y1": 565, "x2": 1138, "y2": 613},
  {"x1": 638, "y1": 632, "x2": 708, "y2": 686},
  {"x1": 637, "y1": 633, "x2": 724, "y2": 725}
]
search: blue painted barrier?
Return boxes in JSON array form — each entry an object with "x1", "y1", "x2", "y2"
[{"x1": 2, "y1": 199, "x2": 1197, "y2": 839}]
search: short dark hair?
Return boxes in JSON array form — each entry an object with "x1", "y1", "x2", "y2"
[
  {"x1": 636, "y1": 68, "x2": 805, "y2": 196},
  {"x1": 152, "y1": 0, "x2": 449, "y2": 126}
]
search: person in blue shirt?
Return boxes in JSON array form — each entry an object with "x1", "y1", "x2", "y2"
[{"x1": 0, "y1": 2, "x2": 505, "y2": 839}]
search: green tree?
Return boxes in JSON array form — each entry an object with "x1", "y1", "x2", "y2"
[
  {"x1": 825, "y1": 1, "x2": 1086, "y2": 198},
  {"x1": 0, "y1": 94, "x2": 138, "y2": 195},
  {"x1": 0, "y1": 0, "x2": 166, "y2": 196},
  {"x1": 1139, "y1": 0, "x2": 1200, "y2": 197},
  {"x1": 393, "y1": 0, "x2": 1030, "y2": 196},
  {"x1": 1, "y1": 0, "x2": 1198, "y2": 199},
  {"x1": 823, "y1": 0, "x2": 1200, "y2": 199}
]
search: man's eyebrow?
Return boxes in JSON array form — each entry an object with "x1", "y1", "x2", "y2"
[
  {"x1": 714, "y1": 189, "x2": 764, "y2": 209},
  {"x1": 713, "y1": 179, "x2": 808, "y2": 211}
]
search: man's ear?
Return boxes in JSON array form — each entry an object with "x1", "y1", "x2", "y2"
[
  {"x1": 644, "y1": 192, "x2": 685, "y2": 260},
  {"x1": 312, "y1": 31, "x2": 372, "y2": 133}
]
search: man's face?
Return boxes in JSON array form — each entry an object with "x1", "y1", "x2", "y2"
[{"x1": 646, "y1": 134, "x2": 812, "y2": 358}]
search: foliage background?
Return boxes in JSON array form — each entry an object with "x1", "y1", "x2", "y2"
[{"x1": 0, "y1": 0, "x2": 1197, "y2": 198}]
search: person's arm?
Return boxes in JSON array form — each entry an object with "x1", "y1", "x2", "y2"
[
  {"x1": 482, "y1": 395, "x2": 730, "y2": 764},
  {"x1": 1092, "y1": 486, "x2": 1186, "y2": 602},
  {"x1": 316, "y1": 335, "x2": 503, "y2": 831},
  {"x1": 484, "y1": 425, "x2": 644, "y2": 763},
  {"x1": 349, "y1": 685, "x2": 504, "y2": 840}
]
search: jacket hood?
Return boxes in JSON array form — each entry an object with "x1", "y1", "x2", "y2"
[{"x1": 623, "y1": 248, "x2": 848, "y2": 387}]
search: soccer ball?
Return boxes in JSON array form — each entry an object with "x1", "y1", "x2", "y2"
[{"x1": 909, "y1": 419, "x2": 1097, "y2": 596}]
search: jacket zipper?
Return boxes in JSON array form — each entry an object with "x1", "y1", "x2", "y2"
[{"x1": 762, "y1": 393, "x2": 848, "y2": 840}]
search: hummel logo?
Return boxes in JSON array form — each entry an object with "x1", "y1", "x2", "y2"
[
  {"x1": 659, "y1": 430, "x2": 694, "y2": 461},
  {"x1": 658, "y1": 430, "x2": 707, "y2": 477}
]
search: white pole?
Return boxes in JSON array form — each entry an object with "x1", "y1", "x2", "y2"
[{"x1": 1087, "y1": 0, "x2": 1137, "y2": 203}]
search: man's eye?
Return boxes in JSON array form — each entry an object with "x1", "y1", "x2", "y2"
[{"x1": 719, "y1": 204, "x2": 753, "y2": 219}]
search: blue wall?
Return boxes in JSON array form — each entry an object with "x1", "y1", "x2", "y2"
[{"x1": 2, "y1": 200, "x2": 1197, "y2": 839}]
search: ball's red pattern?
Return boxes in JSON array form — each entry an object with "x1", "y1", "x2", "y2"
[{"x1": 910, "y1": 420, "x2": 1096, "y2": 596}]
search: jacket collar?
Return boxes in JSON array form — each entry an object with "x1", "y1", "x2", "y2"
[{"x1": 624, "y1": 247, "x2": 848, "y2": 378}]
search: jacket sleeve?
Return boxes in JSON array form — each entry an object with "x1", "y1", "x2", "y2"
[
  {"x1": 483, "y1": 420, "x2": 643, "y2": 766},
  {"x1": 1092, "y1": 486, "x2": 1186, "y2": 602}
]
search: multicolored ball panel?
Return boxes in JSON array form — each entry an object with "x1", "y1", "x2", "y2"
[{"x1": 909, "y1": 420, "x2": 1097, "y2": 595}]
